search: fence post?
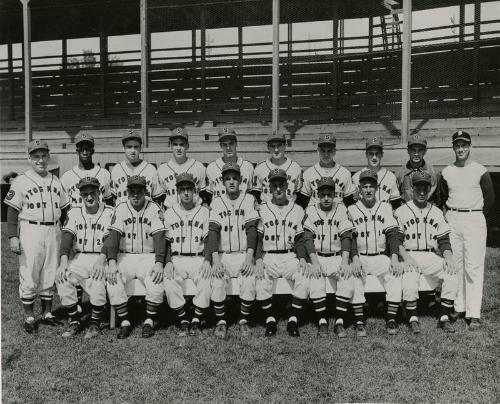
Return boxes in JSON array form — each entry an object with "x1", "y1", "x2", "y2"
[
  {"x1": 20, "y1": 0, "x2": 32, "y2": 144},
  {"x1": 272, "y1": 0, "x2": 280, "y2": 134},
  {"x1": 401, "y1": 0, "x2": 412, "y2": 145},
  {"x1": 140, "y1": 0, "x2": 149, "y2": 147}
]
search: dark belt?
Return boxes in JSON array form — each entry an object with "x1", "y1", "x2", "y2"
[
  {"x1": 265, "y1": 249, "x2": 292, "y2": 254},
  {"x1": 172, "y1": 252, "x2": 203, "y2": 257},
  {"x1": 360, "y1": 252, "x2": 385, "y2": 256},
  {"x1": 447, "y1": 206, "x2": 482, "y2": 213},
  {"x1": 28, "y1": 220, "x2": 58, "y2": 226},
  {"x1": 409, "y1": 248, "x2": 432, "y2": 252},
  {"x1": 318, "y1": 251, "x2": 341, "y2": 257}
]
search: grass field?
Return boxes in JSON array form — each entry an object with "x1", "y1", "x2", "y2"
[{"x1": 1, "y1": 223, "x2": 499, "y2": 403}]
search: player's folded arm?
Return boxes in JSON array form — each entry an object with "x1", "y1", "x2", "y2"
[
  {"x1": 255, "y1": 231, "x2": 264, "y2": 260},
  {"x1": 59, "y1": 231, "x2": 75, "y2": 257},
  {"x1": 350, "y1": 233, "x2": 359, "y2": 258},
  {"x1": 295, "y1": 192, "x2": 310, "y2": 209},
  {"x1": 342, "y1": 193, "x2": 356, "y2": 207},
  {"x1": 104, "y1": 229, "x2": 122, "y2": 261},
  {"x1": 152, "y1": 232, "x2": 167, "y2": 264},
  {"x1": 6, "y1": 206, "x2": 20, "y2": 238},
  {"x1": 390, "y1": 197, "x2": 403, "y2": 210},
  {"x1": 294, "y1": 232, "x2": 307, "y2": 260},
  {"x1": 339, "y1": 229, "x2": 353, "y2": 253},
  {"x1": 248, "y1": 189, "x2": 262, "y2": 204},
  {"x1": 384, "y1": 227, "x2": 401, "y2": 256},
  {"x1": 199, "y1": 189, "x2": 213, "y2": 206},
  {"x1": 436, "y1": 231, "x2": 452, "y2": 255},
  {"x1": 245, "y1": 219, "x2": 259, "y2": 251},
  {"x1": 207, "y1": 221, "x2": 222, "y2": 257}
]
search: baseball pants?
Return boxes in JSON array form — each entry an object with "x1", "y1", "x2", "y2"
[
  {"x1": 447, "y1": 211, "x2": 487, "y2": 318},
  {"x1": 352, "y1": 254, "x2": 402, "y2": 304},
  {"x1": 402, "y1": 251, "x2": 458, "y2": 302},
  {"x1": 18, "y1": 221, "x2": 61, "y2": 300},
  {"x1": 318, "y1": 255, "x2": 355, "y2": 299},
  {"x1": 56, "y1": 253, "x2": 107, "y2": 307},
  {"x1": 107, "y1": 253, "x2": 164, "y2": 306},
  {"x1": 164, "y1": 256, "x2": 225, "y2": 310},
  {"x1": 220, "y1": 252, "x2": 256, "y2": 301}
]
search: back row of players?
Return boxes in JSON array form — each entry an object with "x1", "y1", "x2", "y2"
[{"x1": 6, "y1": 128, "x2": 494, "y2": 339}]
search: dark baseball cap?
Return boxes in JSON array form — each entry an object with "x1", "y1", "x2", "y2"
[
  {"x1": 218, "y1": 127, "x2": 237, "y2": 142},
  {"x1": 412, "y1": 171, "x2": 432, "y2": 186},
  {"x1": 317, "y1": 133, "x2": 336, "y2": 147},
  {"x1": 170, "y1": 127, "x2": 189, "y2": 142},
  {"x1": 268, "y1": 168, "x2": 287, "y2": 182},
  {"x1": 175, "y1": 172, "x2": 196, "y2": 187},
  {"x1": 122, "y1": 130, "x2": 142, "y2": 145},
  {"x1": 126, "y1": 175, "x2": 147, "y2": 189},
  {"x1": 76, "y1": 176, "x2": 100, "y2": 190},
  {"x1": 267, "y1": 132, "x2": 286, "y2": 144},
  {"x1": 75, "y1": 132, "x2": 95, "y2": 146},
  {"x1": 28, "y1": 139, "x2": 49, "y2": 154},
  {"x1": 221, "y1": 162, "x2": 241, "y2": 176},
  {"x1": 359, "y1": 169, "x2": 378, "y2": 183},
  {"x1": 366, "y1": 136, "x2": 383, "y2": 150},
  {"x1": 452, "y1": 130, "x2": 471, "y2": 144},
  {"x1": 317, "y1": 177, "x2": 336, "y2": 191},
  {"x1": 408, "y1": 134, "x2": 427, "y2": 148}
]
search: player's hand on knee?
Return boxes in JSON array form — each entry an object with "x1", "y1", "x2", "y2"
[
  {"x1": 310, "y1": 263, "x2": 322, "y2": 279},
  {"x1": 164, "y1": 262, "x2": 175, "y2": 280},
  {"x1": 91, "y1": 254, "x2": 107, "y2": 281},
  {"x1": 351, "y1": 256, "x2": 364, "y2": 278},
  {"x1": 9, "y1": 237, "x2": 21, "y2": 255},
  {"x1": 390, "y1": 256, "x2": 403, "y2": 277},
  {"x1": 200, "y1": 260, "x2": 212, "y2": 280},
  {"x1": 266, "y1": 265, "x2": 279, "y2": 279},
  {"x1": 255, "y1": 259, "x2": 264, "y2": 280},
  {"x1": 339, "y1": 261, "x2": 351, "y2": 279},
  {"x1": 150, "y1": 262, "x2": 164, "y2": 284},
  {"x1": 442, "y1": 252, "x2": 456, "y2": 275},
  {"x1": 403, "y1": 257, "x2": 419, "y2": 274},
  {"x1": 56, "y1": 264, "x2": 68, "y2": 283},
  {"x1": 298, "y1": 258, "x2": 308, "y2": 277},
  {"x1": 239, "y1": 255, "x2": 254, "y2": 277},
  {"x1": 106, "y1": 260, "x2": 118, "y2": 285}
]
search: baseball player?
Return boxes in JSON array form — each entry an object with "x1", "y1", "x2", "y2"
[
  {"x1": 298, "y1": 134, "x2": 356, "y2": 208},
  {"x1": 207, "y1": 162, "x2": 260, "y2": 337},
  {"x1": 104, "y1": 175, "x2": 166, "y2": 339},
  {"x1": 348, "y1": 169, "x2": 403, "y2": 336},
  {"x1": 437, "y1": 131, "x2": 495, "y2": 330},
  {"x1": 396, "y1": 171, "x2": 459, "y2": 334},
  {"x1": 110, "y1": 130, "x2": 162, "y2": 204},
  {"x1": 252, "y1": 132, "x2": 302, "y2": 204},
  {"x1": 4, "y1": 140, "x2": 70, "y2": 333},
  {"x1": 352, "y1": 137, "x2": 401, "y2": 208},
  {"x1": 55, "y1": 177, "x2": 113, "y2": 338},
  {"x1": 163, "y1": 173, "x2": 219, "y2": 337},
  {"x1": 157, "y1": 127, "x2": 207, "y2": 208},
  {"x1": 302, "y1": 177, "x2": 355, "y2": 337},
  {"x1": 205, "y1": 128, "x2": 254, "y2": 203},
  {"x1": 255, "y1": 168, "x2": 308, "y2": 337}
]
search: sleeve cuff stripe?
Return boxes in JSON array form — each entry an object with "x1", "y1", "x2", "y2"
[
  {"x1": 4, "y1": 200, "x2": 21, "y2": 210},
  {"x1": 109, "y1": 226, "x2": 124, "y2": 234}
]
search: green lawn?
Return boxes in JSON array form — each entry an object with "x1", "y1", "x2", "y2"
[{"x1": 2, "y1": 223, "x2": 499, "y2": 403}]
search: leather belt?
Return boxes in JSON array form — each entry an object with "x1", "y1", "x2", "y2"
[
  {"x1": 360, "y1": 252, "x2": 385, "y2": 256},
  {"x1": 447, "y1": 206, "x2": 482, "y2": 213},
  {"x1": 318, "y1": 251, "x2": 341, "y2": 257},
  {"x1": 28, "y1": 220, "x2": 57, "y2": 226},
  {"x1": 265, "y1": 249, "x2": 292, "y2": 254},
  {"x1": 172, "y1": 252, "x2": 203, "y2": 257},
  {"x1": 409, "y1": 248, "x2": 432, "y2": 252}
]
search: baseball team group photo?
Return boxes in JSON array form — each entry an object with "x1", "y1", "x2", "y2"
[{"x1": 1, "y1": 0, "x2": 499, "y2": 403}]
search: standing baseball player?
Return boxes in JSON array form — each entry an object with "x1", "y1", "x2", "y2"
[
  {"x1": 207, "y1": 162, "x2": 260, "y2": 337},
  {"x1": 205, "y1": 128, "x2": 254, "y2": 203},
  {"x1": 157, "y1": 127, "x2": 207, "y2": 208},
  {"x1": 302, "y1": 177, "x2": 355, "y2": 337},
  {"x1": 105, "y1": 175, "x2": 166, "y2": 339},
  {"x1": 110, "y1": 130, "x2": 162, "y2": 204},
  {"x1": 252, "y1": 132, "x2": 302, "y2": 204},
  {"x1": 163, "y1": 173, "x2": 220, "y2": 336},
  {"x1": 396, "y1": 171, "x2": 458, "y2": 334},
  {"x1": 437, "y1": 131, "x2": 495, "y2": 329},
  {"x1": 298, "y1": 134, "x2": 356, "y2": 208},
  {"x1": 56, "y1": 177, "x2": 114, "y2": 338},
  {"x1": 348, "y1": 169, "x2": 403, "y2": 336},
  {"x1": 255, "y1": 168, "x2": 309, "y2": 337},
  {"x1": 352, "y1": 137, "x2": 401, "y2": 208},
  {"x1": 4, "y1": 140, "x2": 70, "y2": 333}
]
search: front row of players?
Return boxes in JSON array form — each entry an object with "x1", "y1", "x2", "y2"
[{"x1": 54, "y1": 161, "x2": 458, "y2": 339}]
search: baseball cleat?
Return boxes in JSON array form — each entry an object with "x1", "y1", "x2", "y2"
[
  {"x1": 317, "y1": 323, "x2": 328, "y2": 337},
  {"x1": 214, "y1": 323, "x2": 227, "y2": 339},
  {"x1": 23, "y1": 319, "x2": 38, "y2": 334},
  {"x1": 449, "y1": 311, "x2": 465, "y2": 323},
  {"x1": 468, "y1": 318, "x2": 481, "y2": 331},
  {"x1": 355, "y1": 323, "x2": 367, "y2": 338},
  {"x1": 286, "y1": 321, "x2": 300, "y2": 337},
  {"x1": 84, "y1": 324, "x2": 101, "y2": 339},
  {"x1": 438, "y1": 319, "x2": 455, "y2": 333},
  {"x1": 40, "y1": 313, "x2": 63, "y2": 327},
  {"x1": 189, "y1": 322, "x2": 200, "y2": 336},
  {"x1": 386, "y1": 320, "x2": 398, "y2": 335},
  {"x1": 62, "y1": 321, "x2": 81, "y2": 338},
  {"x1": 334, "y1": 323, "x2": 347, "y2": 338},
  {"x1": 409, "y1": 320, "x2": 421, "y2": 334},
  {"x1": 239, "y1": 322, "x2": 251, "y2": 337},
  {"x1": 117, "y1": 324, "x2": 132, "y2": 339},
  {"x1": 142, "y1": 323, "x2": 155, "y2": 338},
  {"x1": 264, "y1": 321, "x2": 277, "y2": 337},
  {"x1": 178, "y1": 323, "x2": 189, "y2": 337}
]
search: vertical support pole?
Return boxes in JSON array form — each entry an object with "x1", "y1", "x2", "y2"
[
  {"x1": 62, "y1": 38, "x2": 67, "y2": 70},
  {"x1": 100, "y1": 15, "x2": 108, "y2": 118},
  {"x1": 200, "y1": 7, "x2": 207, "y2": 113},
  {"x1": 21, "y1": 0, "x2": 32, "y2": 143},
  {"x1": 238, "y1": 24, "x2": 243, "y2": 112},
  {"x1": 272, "y1": 0, "x2": 280, "y2": 134},
  {"x1": 368, "y1": 17, "x2": 374, "y2": 52},
  {"x1": 287, "y1": 22, "x2": 292, "y2": 111},
  {"x1": 473, "y1": 0, "x2": 480, "y2": 102},
  {"x1": 459, "y1": 3, "x2": 465, "y2": 42},
  {"x1": 8, "y1": 43, "x2": 15, "y2": 120},
  {"x1": 192, "y1": 28, "x2": 196, "y2": 63},
  {"x1": 332, "y1": 3, "x2": 339, "y2": 111},
  {"x1": 140, "y1": 0, "x2": 149, "y2": 147},
  {"x1": 401, "y1": 0, "x2": 412, "y2": 145}
]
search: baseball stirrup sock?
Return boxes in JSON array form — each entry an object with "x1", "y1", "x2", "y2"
[
  {"x1": 290, "y1": 297, "x2": 305, "y2": 323},
  {"x1": 439, "y1": 298, "x2": 454, "y2": 319},
  {"x1": 40, "y1": 294, "x2": 53, "y2": 313},
  {"x1": 311, "y1": 297, "x2": 327, "y2": 324},
  {"x1": 90, "y1": 305, "x2": 104, "y2": 326},
  {"x1": 352, "y1": 303, "x2": 365, "y2": 325},
  {"x1": 404, "y1": 300, "x2": 418, "y2": 322},
  {"x1": 21, "y1": 297, "x2": 35, "y2": 310},
  {"x1": 192, "y1": 305, "x2": 204, "y2": 323},
  {"x1": 260, "y1": 298, "x2": 274, "y2": 322},
  {"x1": 212, "y1": 300, "x2": 226, "y2": 323},
  {"x1": 335, "y1": 295, "x2": 350, "y2": 323},
  {"x1": 76, "y1": 285, "x2": 84, "y2": 306},
  {"x1": 146, "y1": 300, "x2": 161, "y2": 321},
  {"x1": 66, "y1": 303, "x2": 81, "y2": 323},
  {"x1": 386, "y1": 301, "x2": 399, "y2": 322},
  {"x1": 173, "y1": 305, "x2": 189, "y2": 324},
  {"x1": 240, "y1": 299, "x2": 253, "y2": 324},
  {"x1": 115, "y1": 302, "x2": 129, "y2": 321}
]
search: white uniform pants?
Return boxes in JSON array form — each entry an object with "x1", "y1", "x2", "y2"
[
  {"x1": 56, "y1": 253, "x2": 107, "y2": 307},
  {"x1": 219, "y1": 252, "x2": 256, "y2": 301},
  {"x1": 318, "y1": 255, "x2": 354, "y2": 299},
  {"x1": 18, "y1": 221, "x2": 60, "y2": 299},
  {"x1": 447, "y1": 211, "x2": 487, "y2": 318}
]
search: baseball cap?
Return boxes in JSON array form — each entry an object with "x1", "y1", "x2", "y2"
[
  {"x1": 268, "y1": 168, "x2": 287, "y2": 182},
  {"x1": 316, "y1": 177, "x2": 336, "y2": 191},
  {"x1": 366, "y1": 136, "x2": 383, "y2": 150},
  {"x1": 28, "y1": 139, "x2": 49, "y2": 154},
  {"x1": 122, "y1": 130, "x2": 142, "y2": 145},
  {"x1": 452, "y1": 130, "x2": 471, "y2": 144},
  {"x1": 317, "y1": 134, "x2": 336, "y2": 147},
  {"x1": 221, "y1": 162, "x2": 241, "y2": 176},
  {"x1": 359, "y1": 169, "x2": 378, "y2": 183},
  {"x1": 412, "y1": 171, "x2": 432, "y2": 186},
  {"x1": 170, "y1": 127, "x2": 188, "y2": 142},
  {"x1": 126, "y1": 175, "x2": 147, "y2": 189},
  {"x1": 267, "y1": 132, "x2": 286, "y2": 144},
  {"x1": 407, "y1": 134, "x2": 427, "y2": 148},
  {"x1": 175, "y1": 172, "x2": 196, "y2": 187},
  {"x1": 218, "y1": 127, "x2": 237, "y2": 142},
  {"x1": 76, "y1": 176, "x2": 100, "y2": 190},
  {"x1": 75, "y1": 132, "x2": 95, "y2": 146}
]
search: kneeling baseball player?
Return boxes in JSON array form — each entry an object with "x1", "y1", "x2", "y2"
[
  {"x1": 302, "y1": 177, "x2": 355, "y2": 337},
  {"x1": 56, "y1": 177, "x2": 113, "y2": 338},
  {"x1": 207, "y1": 162, "x2": 260, "y2": 337},
  {"x1": 395, "y1": 171, "x2": 458, "y2": 334},
  {"x1": 105, "y1": 176, "x2": 167, "y2": 339}
]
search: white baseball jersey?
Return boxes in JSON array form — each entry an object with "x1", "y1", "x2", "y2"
[
  {"x1": 109, "y1": 199, "x2": 165, "y2": 253},
  {"x1": 304, "y1": 204, "x2": 354, "y2": 253},
  {"x1": 352, "y1": 168, "x2": 400, "y2": 203},
  {"x1": 302, "y1": 163, "x2": 355, "y2": 205},
  {"x1": 395, "y1": 201, "x2": 450, "y2": 251},
  {"x1": 4, "y1": 169, "x2": 69, "y2": 222},
  {"x1": 257, "y1": 202, "x2": 305, "y2": 252},
  {"x1": 61, "y1": 165, "x2": 112, "y2": 206},
  {"x1": 63, "y1": 204, "x2": 114, "y2": 253},
  {"x1": 347, "y1": 201, "x2": 398, "y2": 254},
  {"x1": 164, "y1": 204, "x2": 209, "y2": 254},
  {"x1": 206, "y1": 157, "x2": 254, "y2": 197},
  {"x1": 157, "y1": 158, "x2": 206, "y2": 208},
  {"x1": 110, "y1": 160, "x2": 162, "y2": 203},
  {"x1": 253, "y1": 158, "x2": 303, "y2": 203},
  {"x1": 209, "y1": 193, "x2": 260, "y2": 253}
]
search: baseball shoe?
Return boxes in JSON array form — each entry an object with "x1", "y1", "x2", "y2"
[
  {"x1": 239, "y1": 322, "x2": 251, "y2": 337},
  {"x1": 40, "y1": 313, "x2": 63, "y2": 327},
  {"x1": 23, "y1": 319, "x2": 38, "y2": 334},
  {"x1": 117, "y1": 322, "x2": 132, "y2": 339},
  {"x1": 286, "y1": 321, "x2": 300, "y2": 337},
  {"x1": 264, "y1": 321, "x2": 277, "y2": 337},
  {"x1": 62, "y1": 321, "x2": 81, "y2": 338},
  {"x1": 468, "y1": 318, "x2": 481, "y2": 331},
  {"x1": 178, "y1": 323, "x2": 189, "y2": 337},
  {"x1": 189, "y1": 322, "x2": 200, "y2": 336},
  {"x1": 214, "y1": 322, "x2": 227, "y2": 339},
  {"x1": 355, "y1": 323, "x2": 367, "y2": 338},
  {"x1": 438, "y1": 319, "x2": 455, "y2": 333},
  {"x1": 142, "y1": 322, "x2": 155, "y2": 339},
  {"x1": 317, "y1": 323, "x2": 328, "y2": 337},
  {"x1": 449, "y1": 311, "x2": 465, "y2": 323},
  {"x1": 334, "y1": 323, "x2": 347, "y2": 338},
  {"x1": 84, "y1": 324, "x2": 101, "y2": 339},
  {"x1": 409, "y1": 320, "x2": 421, "y2": 334},
  {"x1": 386, "y1": 320, "x2": 398, "y2": 336}
]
